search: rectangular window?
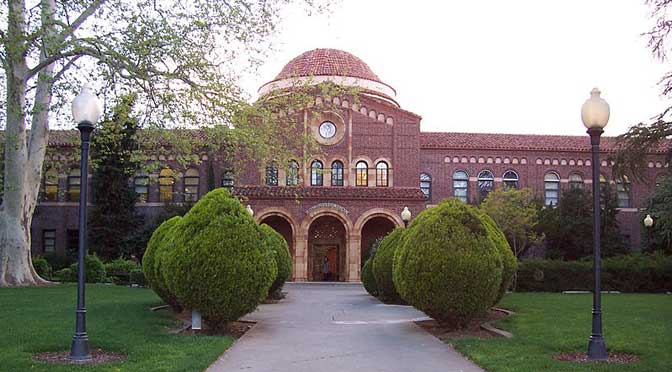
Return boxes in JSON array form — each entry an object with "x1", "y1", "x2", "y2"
[
  {"x1": 544, "y1": 183, "x2": 559, "y2": 206},
  {"x1": 453, "y1": 180, "x2": 467, "y2": 202},
  {"x1": 356, "y1": 168, "x2": 368, "y2": 187},
  {"x1": 184, "y1": 178, "x2": 200, "y2": 202},
  {"x1": 134, "y1": 176, "x2": 149, "y2": 203},
  {"x1": 43, "y1": 230, "x2": 56, "y2": 253},
  {"x1": 617, "y1": 183, "x2": 631, "y2": 208},
  {"x1": 67, "y1": 176, "x2": 81, "y2": 202}
]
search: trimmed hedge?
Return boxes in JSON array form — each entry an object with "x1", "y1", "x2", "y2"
[
  {"x1": 361, "y1": 257, "x2": 378, "y2": 296},
  {"x1": 142, "y1": 216, "x2": 182, "y2": 310},
  {"x1": 372, "y1": 228, "x2": 404, "y2": 303},
  {"x1": 517, "y1": 253, "x2": 672, "y2": 293},
  {"x1": 32, "y1": 256, "x2": 52, "y2": 279},
  {"x1": 105, "y1": 258, "x2": 137, "y2": 285},
  {"x1": 130, "y1": 269, "x2": 146, "y2": 286},
  {"x1": 260, "y1": 224, "x2": 292, "y2": 296},
  {"x1": 69, "y1": 254, "x2": 106, "y2": 283},
  {"x1": 163, "y1": 189, "x2": 276, "y2": 327},
  {"x1": 393, "y1": 199, "x2": 505, "y2": 325},
  {"x1": 475, "y1": 209, "x2": 517, "y2": 306}
]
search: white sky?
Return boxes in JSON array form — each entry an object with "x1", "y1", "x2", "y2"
[{"x1": 239, "y1": 0, "x2": 669, "y2": 137}]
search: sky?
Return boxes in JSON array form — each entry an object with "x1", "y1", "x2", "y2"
[{"x1": 239, "y1": 0, "x2": 670, "y2": 137}]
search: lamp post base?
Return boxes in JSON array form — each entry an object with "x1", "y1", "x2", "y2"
[
  {"x1": 587, "y1": 335, "x2": 608, "y2": 361},
  {"x1": 70, "y1": 333, "x2": 91, "y2": 361}
]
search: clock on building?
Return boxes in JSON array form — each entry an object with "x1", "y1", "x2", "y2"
[{"x1": 319, "y1": 121, "x2": 336, "y2": 139}]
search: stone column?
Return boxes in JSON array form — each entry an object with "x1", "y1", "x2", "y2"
[
  {"x1": 347, "y1": 234, "x2": 361, "y2": 282},
  {"x1": 294, "y1": 234, "x2": 308, "y2": 281}
]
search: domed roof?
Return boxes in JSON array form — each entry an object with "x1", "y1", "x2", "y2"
[
  {"x1": 272, "y1": 48, "x2": 383, "y2": 83},
  {"x1": 259, "y1": 48, "x2": 397, "y2": 106}
]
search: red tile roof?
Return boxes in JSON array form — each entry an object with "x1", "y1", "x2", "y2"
[
  {"x1": 420, "y1": 132, "x2": 669, "y2": 154},
  {"x1": 271, "y1": 49, "x2": 384, "y2": 84},
  {"x1": 233, "y1": 185, "x2": 426, "y2": 201}
]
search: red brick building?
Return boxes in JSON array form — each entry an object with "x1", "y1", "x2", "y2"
[{"x1": 31, "y1": 49, "x2": 669, "y2": 282}]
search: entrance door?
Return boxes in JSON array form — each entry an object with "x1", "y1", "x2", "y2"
[
  {"x1": 307, "y1": 215, "x2": 347, "y2": 281},
  {"x1": 311, "y1": 244, "x2": 339, "y2": 281}
]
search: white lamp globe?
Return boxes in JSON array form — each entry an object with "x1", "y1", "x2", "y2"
[
  {"x1": 246, "y1": 205, "x2": 254, "y2": 216},
  {"x1": 581, "y1": 88, "x2": 610, "y2": 130},
  {"x1": 644, "y1": 214, "x2": 654, "y2": 227},
  {"x1": 401, "y1": 206, "x2": 411, "y2": 222},
  {"x1": 72, "y1": 84, "x2": 102, "y2": 125}
]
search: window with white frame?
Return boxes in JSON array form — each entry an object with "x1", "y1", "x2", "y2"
[{"x1": 544, "y1": 172, "x2": 560, "y2": 206}]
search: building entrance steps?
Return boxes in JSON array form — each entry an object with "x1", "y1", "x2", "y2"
[{"x1": 206, "y1": 283, "x2": 485, "y2": 372}]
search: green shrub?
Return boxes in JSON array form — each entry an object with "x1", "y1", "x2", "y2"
[
  {"x1": 32, "y1": 256, "x2": 52, "y2": 279},
  {"x1": 43, "y1": 252, "x2": 75, "y2": 271},
  {"x1": 54, "y1": 267, "x2": 75, "y2": 282},
  {"x1": 476, "y1": 209, "x2": 517, "y2": 305},
  {"x1": 69, "y1": 254, "x2": 107, "y2": 283},
  {"x1": 393, "y1": 199, "x2": 504, "y2": 326},
  {"x1": 372, "y1": 228, "x2": 404, "y2": 303},
  {"x1": 130, "y1": 269, "x2": 146, "y2": 286},
  {"x1": 105, "y1": 258, "x2": 137, "y2": 285},
  {"x1": 163, "y1": 189, "x2": 277, "y2": 327},
  {"x1": 517, "y1": 253, "x2": 672, "y2": 293},
  {"x1": 361, "y1": 257, "x2": 378, "y2": 296},
  {"x1": 260, "y1": 224, "x2": 292, "y2": 297},
  {"x1": 142, "y1": 216, "x2": 182, "y2": 310}
]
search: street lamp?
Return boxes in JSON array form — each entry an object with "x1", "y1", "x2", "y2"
[
  {"x1": 644, "y1": 214, "x2": 654, "y2": 250},
  {"x1": 401, "y1": 207, "x2": 411, "y2": 228},
  {"x1": 69, "y1": 84, "x2": 102, "y2": 361},
  {"x1": 581, "y1": 87, "x2": 610, "y2": 361}
]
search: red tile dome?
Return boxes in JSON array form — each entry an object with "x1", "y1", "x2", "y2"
[
  {"x1": 259, "y1": 49, "x2": 398, "y2": 106},
  {"x1": 272, "y1": 48, "x2": 384, "y2": 83}
]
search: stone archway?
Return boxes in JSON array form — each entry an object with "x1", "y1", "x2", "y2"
[
  {"x1": 355, "y1": 209, "x2": 403, "y2": 267},
  {"x1": 307, "y1": 216, "x2": 347, "y2": 281},
  {"x1": 256, "y1": 208, "x2": 298, "y2": 280}
]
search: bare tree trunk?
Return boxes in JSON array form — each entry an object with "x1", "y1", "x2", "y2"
[{"x1": 0, "y1": 0, "x2": 53, "y2": 287}]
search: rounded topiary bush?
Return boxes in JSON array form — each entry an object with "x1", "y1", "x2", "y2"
[
  {"x1": 163, "y1": 189, "x2": 277, "y2": 327},
  {"x1": 475, "y1": 209, "x2": 517, "y2": 306},
  {"x1": 70, "y1": 254, "x2": 106, "y2": 283},
  {"x1": 393, "y1": 199, "x2": 504, "y2": 326},
  {"x1": 372, "y1": 228, "x2": 405, "y2": 303},
  {"x1": 361, "y1": 257, "x2": 378, "y2": 296},
  {"x1": 142, "y1": 216, "x2": 182, "y2": 310},
  {"x1": 260, "y1": 224, "x2": 292, "y2": 297}
]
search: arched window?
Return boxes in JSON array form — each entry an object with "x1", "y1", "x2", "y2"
[
  {"x1": 265, "y1": 163, "x2": 278, "y2": 186},
  {"x1": 134, "y1": 173, "x2": 149, "y2": 203},
  {"x1": 569, "y1": 173, "x2": 584, "y2": 189},
  {"x1": 43, "y1": 168, "x2": 59, "y2": 201},
  {"x1": 452, "y1": 171, "x2": 468, "y2": 202},
  {"x1": 286, "y1": 160, "x2": 299, "y2": 186},
  {"x1": 544, "y1": 172, "x2": 560, "y2": 206},
  {"x1": 375, "y1": 161, "x2": 389, "y2": 187},
  {"x1": 356, "y1": 161, "x2": 368, "y2": 187},
  {"x1": 221, "y1": 170, "x2": 235, "y2": 191},
  {"x1": 420, "y1": 173, "x2": 432, "y2": 199},
  {"x1": 616, "y1": 176, "x2": 631, "y2": 208},
  {"x1": 184, "y1": 168, "x2": 200, "y2": 202},
  {"x1": 331, "y1": 161, "x2": 344, "y2": 186},
  {"x1": 159, "y1": 168, "x2": 175, "y2": 202},
  {"x1": 477, "y1": 170, "x2": 494, "y2": 200},
  {"x1": 502, "y1": 170, "x2": 519, "y2": 189},
  {"x1": 311, "y1": 160, "x2": 323, "y2": 186},
  {"x1": 67, "y1": 168, "x2": 81, "y2": 202}
]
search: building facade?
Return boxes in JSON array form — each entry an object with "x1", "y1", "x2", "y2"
[{"x1": 31, "y1": 49, "x2": 669, "y2": 282}]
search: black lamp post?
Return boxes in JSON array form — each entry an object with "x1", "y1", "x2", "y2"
[
  {"x1": 581, "y1": 87, "x2": 610, "y2": 361},
  {"x1": 69, "y1": 85, "x2": 102, "y2": 361}
]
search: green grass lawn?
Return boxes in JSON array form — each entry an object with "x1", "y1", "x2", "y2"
[
  {"x1": 453, "y1": 293, "x2": 672, "y2": 372},
  {"x1": 0, "y1": 284, "x2": 233, "y2": 372}
]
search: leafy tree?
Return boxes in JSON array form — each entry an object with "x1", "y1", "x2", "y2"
[
  {"x1": 612, "y1": 0, "x2": 671, "y2": 182},
  {"x1": 0, "y1": 0, "x2": 332, "y2": 286},
  {"x1": 642, "y1": 175, "x2": 672, "y2": 253},
  {"x1": 480, "y1": 188, "x2": 541, "y2": 258},
  {"x1": 537, "y1": 186, "x2": 626, "y2": 260},
  {"x1": 88, "y1": 94, "x2": 142, "y2": 260}
]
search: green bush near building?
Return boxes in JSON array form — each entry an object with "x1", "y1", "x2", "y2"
[
  {"x1": 475, "y1": 209, "x2": 517, "y2": 306},
  {"x1": 142, "y1": 215, "x2": 182, "y2": 310},
  {"x1": 372, "y1": 228, "x2": 404, "y2": 303},
  {"x1": 361, "y1": 257, "x2": 378, "y2": 296},
  {"x1": 393, "y1": 199, "x2": 506, "y2": 326},
  {"x1": 32, "y1": 256, "x2": 52, "y2": 279},
  {"x1": 105, "y1": 257, "x2": 137, "y2": 285},
  {"x1": 68, "y1": 254, "x2": 107, "y2": 283},
  {"x1": 163, "y1": 189, "x2": 276, "y2": 328},
  {"x1": 260, "y1": 223, "x2": 293, "y2": 297}
]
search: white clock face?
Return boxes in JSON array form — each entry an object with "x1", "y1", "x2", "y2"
[{"x1": 319, "y1": 121, "x2": 336, "y2": 139}]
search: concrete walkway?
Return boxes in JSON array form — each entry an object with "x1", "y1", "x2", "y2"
[{"x1": 207, "y1": 283, "x2": 485, "y2": 372}]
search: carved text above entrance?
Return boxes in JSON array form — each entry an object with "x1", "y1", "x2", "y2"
[{"x1": 305, "y1": 203, "x2": 350, "y2": 216}]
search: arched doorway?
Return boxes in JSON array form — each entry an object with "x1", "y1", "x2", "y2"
[
  {"x1": 308, "y1": 216, "x2": 347, "y2": 281},
  {"x1": 360, "y1": 216, "x2": 396, "y2": 264},
  {"x1": 259, "y1": 215, "x2": 294, "y2": 259}
]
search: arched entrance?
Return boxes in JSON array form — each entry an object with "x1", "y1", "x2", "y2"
[
  {"x1": 308, "y1": 216, "x2": 347, "y2": 281},
  {"x1": 259, "y1": 215, "x2": 295, "y2": 258},
  {"x1": 360, "y1": 216, "x2": 397, "y2": 263}
]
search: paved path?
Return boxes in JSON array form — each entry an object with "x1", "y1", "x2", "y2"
[{"x1": 207, "y1": 283, "x2": 485, "y2": 372}]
